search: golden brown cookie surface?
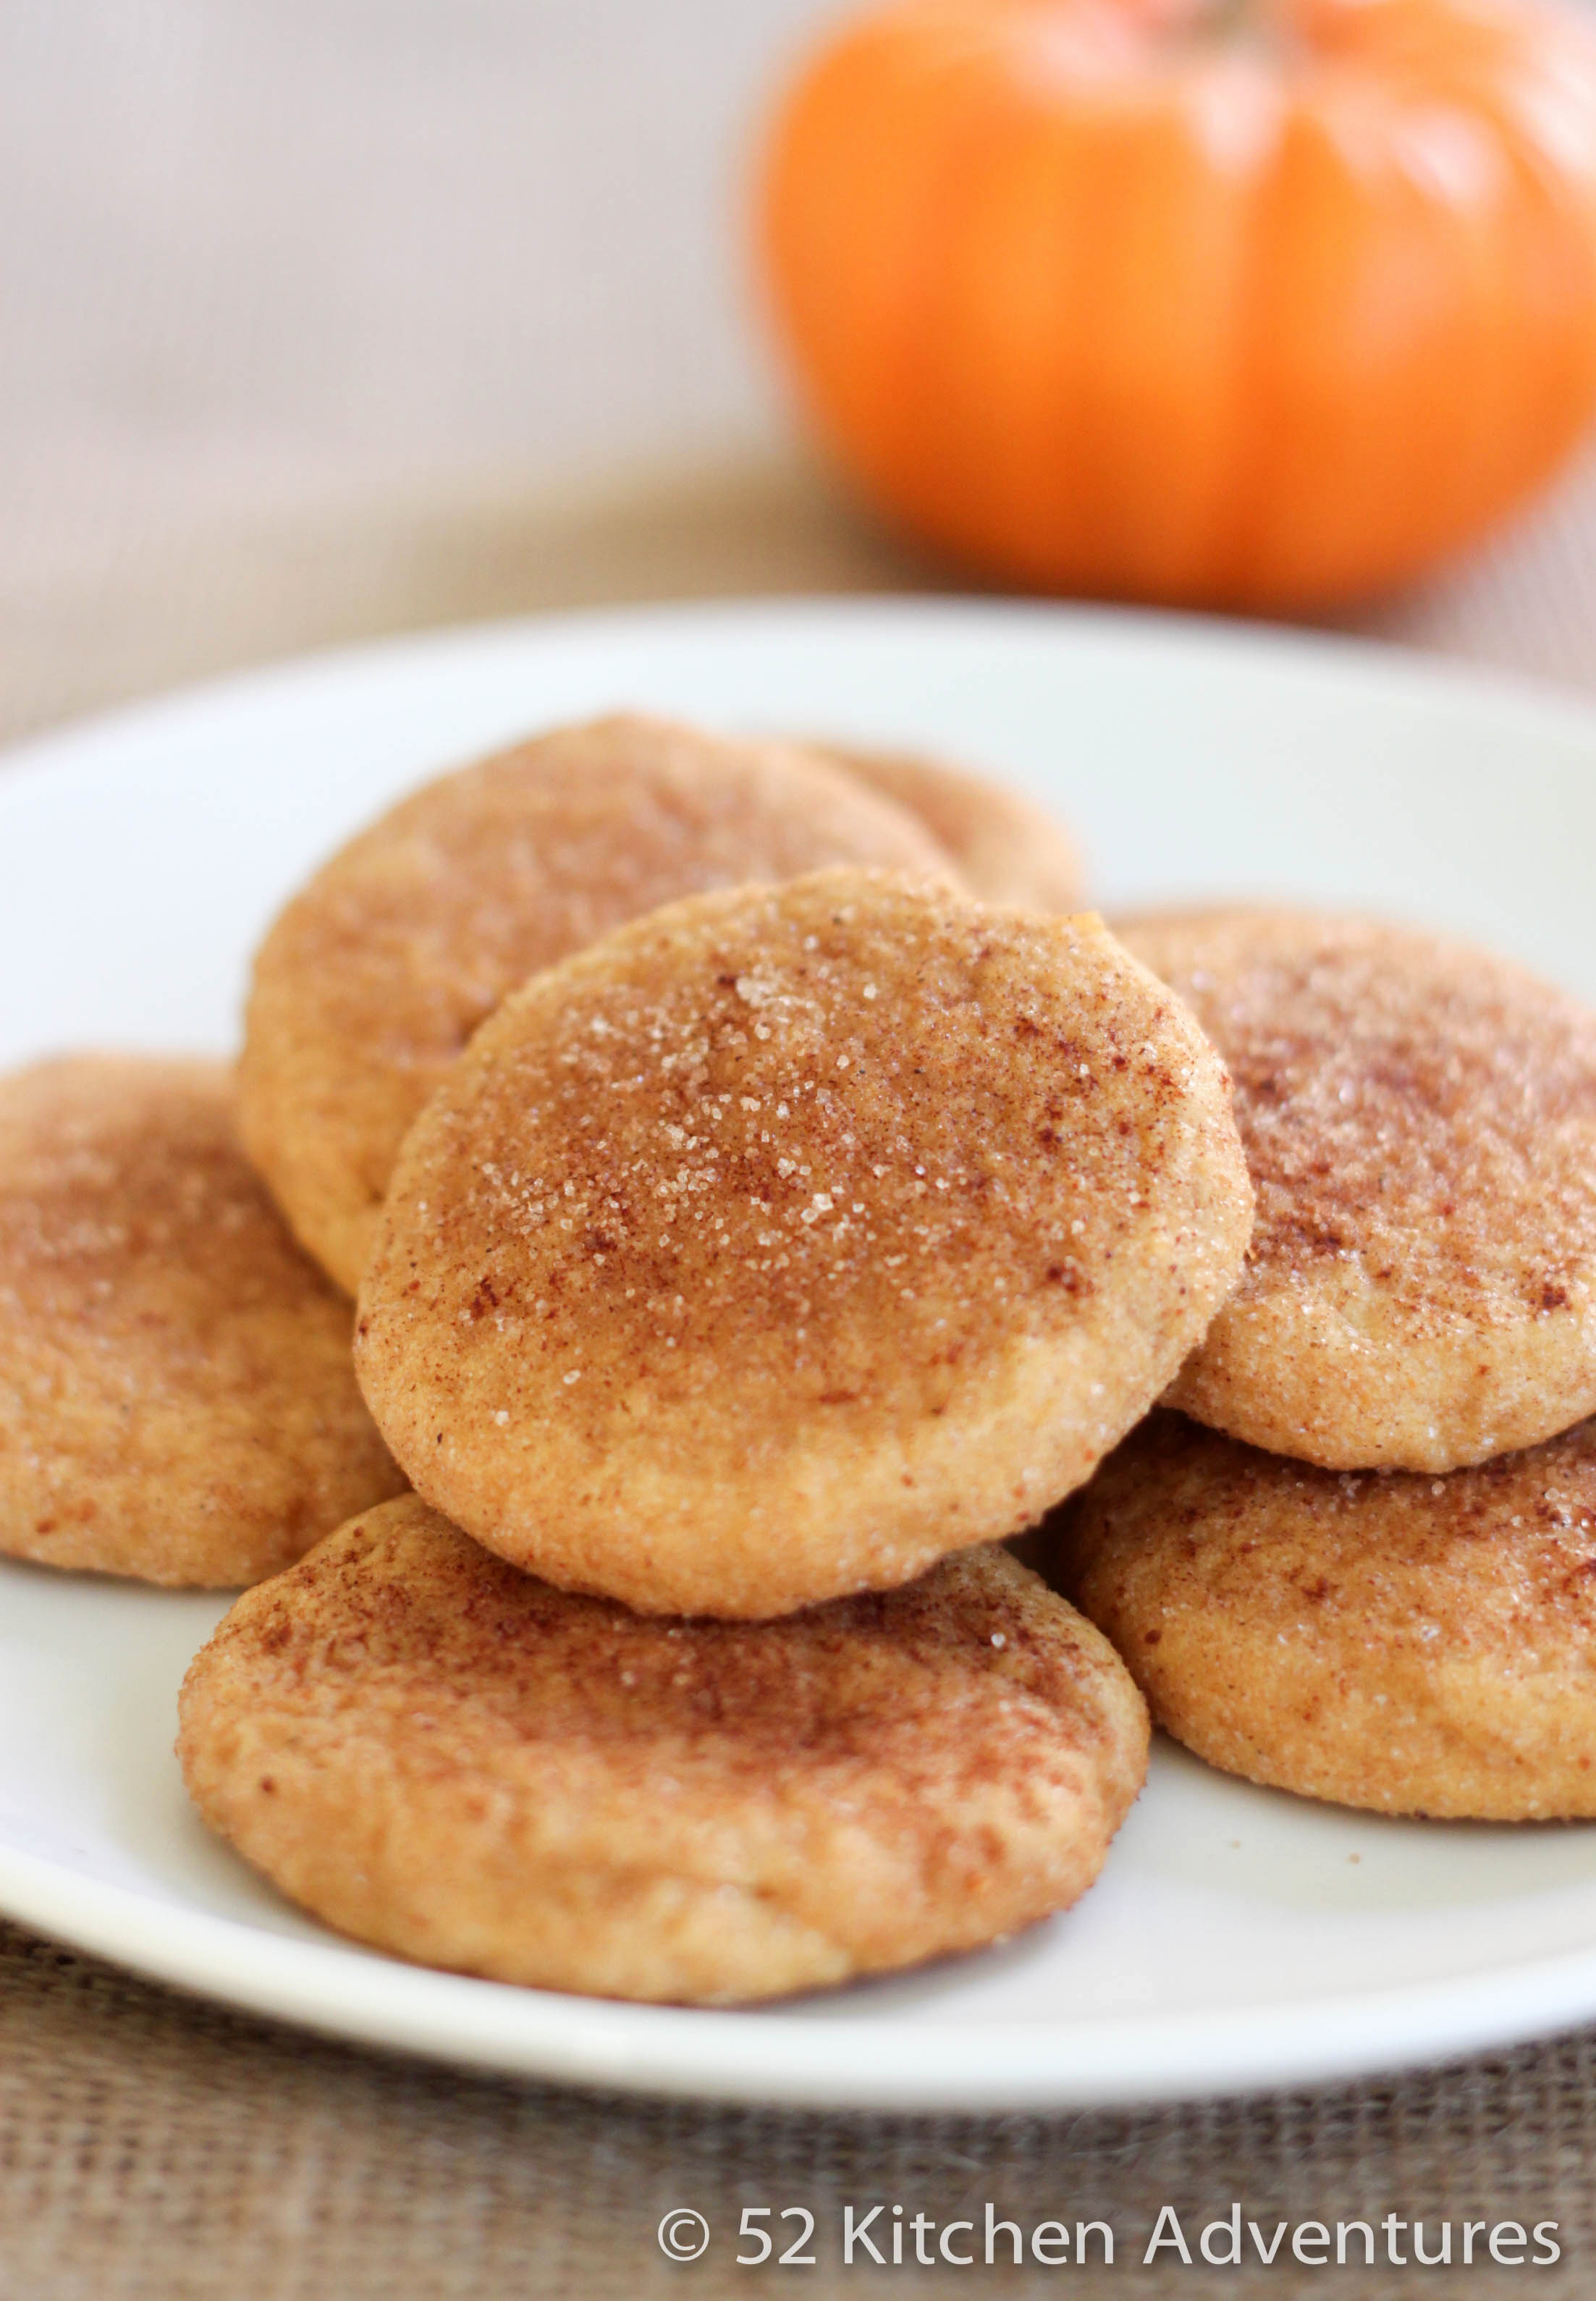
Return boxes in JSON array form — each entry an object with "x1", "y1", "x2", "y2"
[
  {"x1": 0, "y1": 1056, "x2": 404, "y2": 1586},
  {"x1": 815, "y1": 741, "x2": 1084, "y2": 911},
  {"x1": 1120, "y1": 910, "x2": 1596, "y2": 1471},
  {"x1": 240, "y1": 714, "x2": 953, "y2": 1295},
  {"x1": 178, "y1": 1496, "x2": 1149, "y2": 2003},
  {"x1": 1062, "y1": 1409, "x2": 1596, "y2": 1820},
  {"x1": 355, "y1": 871, "x2": 1253, "y2": 1616}
]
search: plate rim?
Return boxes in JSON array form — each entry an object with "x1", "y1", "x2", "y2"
[
  {"x1": 10, "y1": 589, "x2": 1596, "y2": 793},
  {"x1": 7, "y1": 1831, "x2": 1596, "y2": 2112}
]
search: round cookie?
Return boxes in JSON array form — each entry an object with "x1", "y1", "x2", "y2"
[
  {"x1": 240, "y1": 713, "x2": 954, "y2": 1296},
  {"x1": 1120, "y1": 909, "x2": 1596, "y2": 1472},
  {"x1": 0, "y1": 1056, "x2": 405, "y2": 1586},
  {"x1": 815, "y1": 740, "x2": 1085, "y2": 911},
  {"x1": 178, "y1": 1495, "x2": 1149, "y2": 2003},
  {"x1": 1061, "y1": 1409, "x2": 1596, "y2": 1820},
  {"x1": 355, "y1": 870, "x2": 1254, "y2": 1617}
]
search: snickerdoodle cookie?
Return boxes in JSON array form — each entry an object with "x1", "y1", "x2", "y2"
[
  {"x1": 179, "y1": 1495, "x2": 1149, "y2": 2002},
  {"x1": 0, "y1": 1056, "x2": 403, "y2": 1586},
  {"x1": 1062, "y1": 1409, "x2": 1596, "y2": 1820},
  {"x1": 355, "y1": 871, "x2": 1253, "y2": 1617},
  {"x1": 1120, "y1": 910, "x2": 1596, "y2": 1472},
  {"x1": 240, "y1": 714, "x2": 953, "y2": 1296},
  {"x1": 814, "y1": 741, "x2": 1084, "y2": 911}
]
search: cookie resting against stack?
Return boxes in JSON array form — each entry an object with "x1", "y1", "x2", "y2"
[
  {"x1": 1060, "y1": 910, "x2": 1596, "y2": 1820},
  {"x1": 0, "y1": 1056, "x2": 403, "y2": 1587},
  {"x1": 351, "y1": 869, "x2": 1254, "y2": 1617},
  {"x1": 239, "y1": 712, "x2": 953, "y2": 1297},
  {"x1": 1118, "y1": 910, "x2": 1596, "y2": 1472}
]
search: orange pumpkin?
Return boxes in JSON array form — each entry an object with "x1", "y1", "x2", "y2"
[{"x1": 758, "y1": 0, "x2": 1596, "y2": 608}]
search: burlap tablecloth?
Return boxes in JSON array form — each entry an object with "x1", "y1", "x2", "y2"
[{"x1": 9, "y1": 460, "x2": 1596, "y2": 2297}]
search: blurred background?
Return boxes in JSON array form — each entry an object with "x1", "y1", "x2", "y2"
[{"x1": 9, "y1": 0, "x2": 1596, "y2": 742}]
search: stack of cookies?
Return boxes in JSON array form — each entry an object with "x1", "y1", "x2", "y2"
[
  {"x1": 1059, "y1": 911, "x2": 1596, "y2": 1823},
  {"x1": 0, "y1": 713, "x2": 1264, "y2": 2004},
  {"x1": 17, "y1": 714, "x2": 1589, "y2": 2001}
]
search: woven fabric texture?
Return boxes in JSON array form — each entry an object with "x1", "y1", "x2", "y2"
[{"x1": 3, "y1": 1914, "x2": 1595, "y2": 2300}]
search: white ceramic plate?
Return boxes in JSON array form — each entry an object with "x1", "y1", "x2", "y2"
[{"x1": 6, "y1": 596, "x2": 1596, "y2": 2114}]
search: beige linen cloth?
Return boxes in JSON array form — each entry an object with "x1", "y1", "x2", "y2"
[{"x1": 12, "y1": 4, "x2": 1596, "y2": 2292}]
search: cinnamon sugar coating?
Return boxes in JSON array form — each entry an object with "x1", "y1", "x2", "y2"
[
  {"x1": 1062, "y1": 1409, "x2": 1596, "y2": 1820},
  {"x1": 0, "y1": 1057, "x2": 403, "y2": 1586},
  {"x1": 815, "y1": 741, "x2": 1085, "y2": 911},
  {"x1": 240, "y1": 714, "x2": 953, "y2": 1296},
  {"x1": 355, "y1": 871, "x2": 1253, "y2": 1617},
  {"x1": 179, "y1": 1496, "x2": 1149, "y2": 2003},
  {"x1": 1121, "y1": 910, "x2": 1596, "y2": 1472}
]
